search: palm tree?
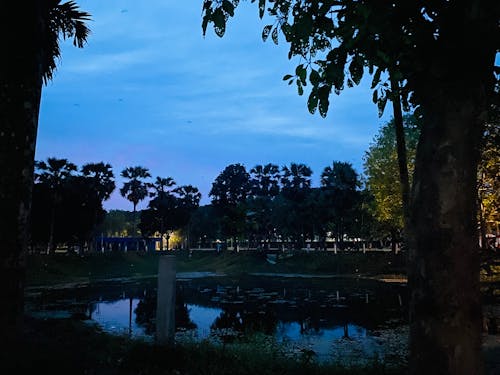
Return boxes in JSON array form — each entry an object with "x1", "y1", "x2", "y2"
[
  {"x1": 149, "y1": 176, "x2": 176, "y2": 199},
  {"x1": 250, "y1": 163, "x2": 281, "y2": 197},
  {"x1": 81, "y1": 162, "x2": 116, "y2": 202},
  {"x1": 1, "y1": 1, "x2": 90, "y2": 340},
  {"x1": 120, "y1": 166, "x2": 151, "y2": 240},
  {"x1": 281, "y1": 163, "x2": 312, "y2": 191},
  {"x1": 35, "y1": 157, "x2": 77, "y2": 254}
]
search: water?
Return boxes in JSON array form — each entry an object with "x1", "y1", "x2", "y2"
[{"x1": 27, "y1": 275, "x2": 410, "y2": 365}]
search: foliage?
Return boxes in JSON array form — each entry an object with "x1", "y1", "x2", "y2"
[
  {"x1": 101, "y1": 209, "x2": 137, "y2": 237},
  {"x1": 363, "y1": 115, "x2": 420, "y2": 236},
  {"x1": 120, "y1": 166, "x2": 151, "y2": 212},
  {"x1": 478, "y1": 107, "x2": 500, "y2": 243},
  {"x1": 210, "y1": 164, "x2": 251, "y2": 246},
  {"x1": 202, "y1": 0, "x2": 498, "y2": 119},
  {"x1": 40, "y1": 0, "x2": 91, "y2": 83},
  {"x1": 140, "y1": 178, "x2": 201, "y2": 250},
  {"x1": 320, "y1": 161, "x2": 361, "y2": 245},
  {"x1": 31, "y1": 158, "x2": 116, "y2": 251}
]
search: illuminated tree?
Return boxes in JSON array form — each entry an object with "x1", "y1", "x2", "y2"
[{"x1": 363, "y1": 115, "x2": 420, "y2": 250}]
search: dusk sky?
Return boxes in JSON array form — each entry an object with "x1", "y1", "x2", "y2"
[{"x1": 36, "y1": 0, "x2": 392, "y2": 210}]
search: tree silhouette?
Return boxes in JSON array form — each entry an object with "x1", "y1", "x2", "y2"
[
  {"x1": 120, "y1": 166, "x2": 151, "y2": 239},
  {"x1": 1, "y1": 0, "x2": 90, "y2": 339},
  {"x1": 140, "y1": 180, "x2": 201, "y2": 251},
  {"x1": 81, "y1": 162, "x2": 115, "y2": 202},
  {"x1": 35, "y1": 157, "x2": 77, "y2": 254},
  {"x1": 209, "y1": 164, "x2": 251, "y2": 251},
  {"x1": 320, "y1": 161, "x2": 360, "y2": 248}
]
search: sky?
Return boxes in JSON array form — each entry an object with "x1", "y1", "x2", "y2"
[{"x1": 36, "y1": 0, "x2": 392, "y2": 210}]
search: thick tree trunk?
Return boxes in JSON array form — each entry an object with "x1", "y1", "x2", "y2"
[
  {"x1": 409, "y1": 98, "x2": 485, "y2": 374},
  {"x1": 407, "y1": 3, "x2": 496, "y2": 373},
  {"x1": 0, "y1": 2, "x2": 43, "y2": 343}
]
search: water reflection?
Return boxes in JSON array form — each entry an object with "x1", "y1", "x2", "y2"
[{"x1": 28, "y1": 276, "x2": 409, "y2": 363}]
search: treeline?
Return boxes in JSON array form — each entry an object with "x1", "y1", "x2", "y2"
[
  {"x1": 31, "y1": 160, "x2": 115, "y2": 253},
  {"x1": 27, "y1": 116, "x2": 418, "y2": 253},
  {"x1": 31, "y1": 115, "x2": 497, "y2": 253}
]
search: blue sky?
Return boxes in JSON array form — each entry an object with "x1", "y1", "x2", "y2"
[{"x1": 36, "y1": 0, "x2": 391, "y2": 210}]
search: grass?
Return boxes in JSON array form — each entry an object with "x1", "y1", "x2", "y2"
[{"x1": 26, "y1": 249, "x2": 408, "y2": 287}]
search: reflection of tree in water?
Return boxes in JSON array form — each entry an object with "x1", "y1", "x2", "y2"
[
  {"x1": 211, "y1": 305, "x2": 278, "y2": 337},
  {"x1": 297, "y1": 300, "x2": 322, "y2": 335},
  {"x1": 134, "y1": 287, "x2": 196, "y2": 335}
]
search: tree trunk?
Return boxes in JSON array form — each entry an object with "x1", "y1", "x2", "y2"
[
  {"x1": 390, "y1": 76, "x2": 411, "y2": 254},
  {"x1": 407, "y1": 3, "x2": 497, "y2": 371},
  {"x1": 409, "y1": 97, "x2": 485, "y2": 375},
  {"x1": 0, "y1": 1, "x2": 43, "y2": 343}
]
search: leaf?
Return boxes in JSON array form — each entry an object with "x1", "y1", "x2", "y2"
[
  {"x1": 271, "y1": 27, "x2": 279, "y2": 45},
  {"x1": 348, "y1": 55, "x2": 364, "y2": 85},
  {"x1": 309, "y1": 69, "x2": 320, "y2": 86},
  {"x1": 222, "y1": 0, "x2": 234, "y2": 17},
  {"x1": 202, "y1": 13, "x2": 210, "y2": 35},
  {"x1": 308, "y1": 89, "x2": 318, "y2": 114},
  {"x1": 377, "y1": 94, "x2": 388, "y2": 117},
  {"x1": 262, "y1": 25, "x2": 272, "y2": 42},
  {"x1": 203, "y1": 0, "x2": 213, "y2": 11},
  {"x1": 371, "y1": 68, "x2": 382, "y2": 89},
  {"x1": 372, "y1": 89, "x2": 378, "y2": 104},
  {"x1": 297, "y1": 81, "x2": 304, "y2": 96},
  {"x1": 281, "y1": 22, "x2": 292, "y2": 42},
  {"x1": 259, "y1": 0, "x2": 266, "y2": 18},
  {"x1": 283, "y1": 74, "x2": 293, "y2": 81},
  {"x1": 295, "y1": 64, "x2": 307, "y2": 86},
  {"x1": 318, "y1": 86, "x2": 330, "y2": 118},
  {"x1": 213, "y1": 8, "x2": 226, "y2": 37}
]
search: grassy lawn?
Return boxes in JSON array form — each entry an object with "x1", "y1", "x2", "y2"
[{"x1": 26, "y1": 249, "x2": 408, "y2": 287}]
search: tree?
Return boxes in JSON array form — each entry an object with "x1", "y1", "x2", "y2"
[
  {"x1": 278, "y1": 163, "x2": 312, "y2": 248},
  {"x1": 120, "y1": 166, "x2": 151, "y2": 240},
  {"x1": 34, "y1": 157, "x2": 77, "y2": 254},
  {"x1": 202, "y1": 1, "x2": 499, "y2": 373},
  {"x1": 0, "y1": 0, "x2": 90, "y2": 340},
  {"x1": 209, "y1": 163, "x2": 251, "y2": 251},
  {"x1": 140, "y1": 179, "x2": 201, "y2": 251},
  {"x1": 248, "y1": 163, "x2": 281, "y2": 247},
  {"x1": 364, "y1": 115, "x2": 420, "y2": 251},
  {"x1": 320, "y1": 161, "x2": 360, "y2": 248},
  {"x1": 477, "y1": 107, "x2": 500, "y2": 250},
  {"x1": 81, "y1": 162, "x2": 116, "y2": 202}
]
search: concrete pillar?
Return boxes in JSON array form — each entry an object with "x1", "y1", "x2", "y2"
[{"x1": 156, "y1": 254, "x2": 176, "y2": 346}]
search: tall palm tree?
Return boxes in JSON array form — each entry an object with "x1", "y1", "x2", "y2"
[
  {"x1": 35, "y1": 157, "x2": 77, "y2": 254},
  {"x1": 250, "y1": 163, "x2": 281, "y2": 198},
  {"x1": 281, "y1": 163, "x2": 312, "y2": 191},
  {"x1": 81, "y1": 162, "x2": 116, "y2": 202},
  {"x1": 149, "y1": 176, "x2": 176, "y2": 199},
  {"x1": 120, "y1": 166, "x2": 151, "y2": 239},
  {"x1": 1, "y1": 1, "x2": 90, "y2": 340}
]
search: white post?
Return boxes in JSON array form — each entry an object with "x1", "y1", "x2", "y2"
[{"x1": 156, "y1": 254, "x2": 176, "y2": 346}]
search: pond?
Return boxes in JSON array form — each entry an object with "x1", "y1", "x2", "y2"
[{"x1": 26, "y1": 274, "x2": 412, "y2": 366}]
